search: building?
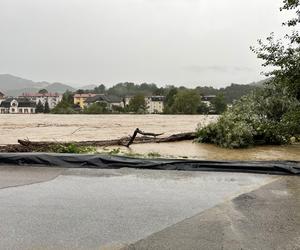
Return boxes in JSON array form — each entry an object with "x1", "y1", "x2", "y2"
[
  {"x1": 85, "y1": 95, "x2": 124, "y2": 111},
  {"x1": 124, "y1": 96, "x2": 132, "y2": 106},
  {"x1": 21, "y1": 93, "x2": 62, "y2": 110},
  {"x1": 74, "y1": 93, "x2": 97, "y2": 109},
  {"x1": 145, "y1": 96, "x2": 165, "y2": 114},
  {"x1": 0, "y1": 92, "x2": 5, "y2": 104},
  {"x1": 201, "y1": 95, "x2": 216, "y2": 107},
  {"x1": 0, "y1": 98, "x2": 36, "y2": 114}
]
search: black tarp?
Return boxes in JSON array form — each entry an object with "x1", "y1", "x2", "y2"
[{"x1": 0, "y1": 153, "x2": 299, "y2": 175}]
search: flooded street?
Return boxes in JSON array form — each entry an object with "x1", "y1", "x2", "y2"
[{"x1": 0, "y1": 114, "x2": 299, "y2": 161}]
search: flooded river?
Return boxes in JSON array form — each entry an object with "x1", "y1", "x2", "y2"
[{"x1": 0, "y1": 114, "x2": 299, "y2": 161}]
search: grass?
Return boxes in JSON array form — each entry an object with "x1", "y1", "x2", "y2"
[{"x1": 48, "y1": 143, "x2": 97, "y2": 154}]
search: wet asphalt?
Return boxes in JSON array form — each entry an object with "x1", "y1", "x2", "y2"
[{"x1": 0, "y1": 165, "x2": 298, "y2": 249}]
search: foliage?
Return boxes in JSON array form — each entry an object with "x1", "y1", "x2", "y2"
[
  {"x1": 220, "y1": 83, "x2": 260, "y2": 103},
  {"x1": 171, "y1": 90, "x2": 201, "y2": 114},
  {"x1": 49, "y1": 143, "x2": 96, "y2": 154},
  {"x1": 211, "y1": 93, "x2": 227, "y2": 114},
  {"x1": 197, "y1": 101, "x2": 210, "y2": 114},
  {"x1": 163, "y1": 87, "x2": 178, "y2": 113},
  {"x1": 196, "y1": 87, "x2": 300, "y2": 148},
  {"x1": 36, "y1": 100, "x2": 44, "y2": 113},
  {"x1": 128, "y1": 94, "x2": 147, "y2": 113},
  {"x1": 44, "y1": 101, "x2": 50, "y2": 113},
  {"x1": 51, "y1": 91, "x2": 77, "y2": 114},
  {"x1": 197, "y1": 0, "x2": 300, "y2": 148},
  {"x1": 94, "y1": 84, "x2": 106, "y2": 94},
  {"x1": 83, "y1": 102, "x2": 109, "y2": 114},
  {"x1": 38, "y1": 89, "x2": 48, "y2": 94},
  {"x1": 147, "y1": 152, "x2": 161, "y2": 158},
  {"x1": 251, "y1": 0, "x2": 300, "y2": 100}
]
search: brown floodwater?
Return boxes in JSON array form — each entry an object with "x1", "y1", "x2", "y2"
[{"x1": 0, "y1": 114, "x2": 299, "y2": 161}]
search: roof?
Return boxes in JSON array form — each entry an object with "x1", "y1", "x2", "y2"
[
  {"x1": 86, "y1": 95, "x2": 122, "y2": 104},
  {"x1": 202, "y1": 95, "x2": 216, "y2": 101},
  {"x1": 107, "y1": 95, "x2": 122, "y2": 103},
  {"x1": 74, "y1": 93, "x2": 97, "y2": 98},
  {"x1": 0, "y1": 91, "x2": 5, "y2": 97},
  {"x1": 21, "y1": 93, "x2": 61, "y2": 97},
  {"x1": 0, "y1": 98, "x2": 36, "y2": 108},
  {"x1": 147, "y1": 96, "x2": 165, "y2": 102},
  {"x1": 85, "y1": 95, "x2": 107, "y2": 104}
]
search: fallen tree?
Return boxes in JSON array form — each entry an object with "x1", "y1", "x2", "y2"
[{"x1": 0, "y1": 129, "x2": 196, "y2": 153}]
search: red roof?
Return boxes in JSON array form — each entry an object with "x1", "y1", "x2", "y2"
[{"x1": 21, "y1": 93, "x2": 61, "y2": 97}]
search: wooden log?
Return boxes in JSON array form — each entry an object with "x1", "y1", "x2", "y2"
[
  {"x1": 126, "y1": 128, "x2": 164, "y2": 147},
  {"x1": 0, "y1": 130, "x2": 196, "y2": 153}
]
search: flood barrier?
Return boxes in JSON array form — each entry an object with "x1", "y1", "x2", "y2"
[{"x1": 0, "y1": 153, "x2": 299, "y2": 175}]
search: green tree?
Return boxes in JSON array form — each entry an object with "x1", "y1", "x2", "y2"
[
  {"x1": 36, "y1": 100, "x2": 44, "y2": 113},
  {"x1": 83, "y1": 102, "x2": 108, "y2": 114},
  {"x1": 197, "y1": 0, "x2": 300, "y2": 148},
  {"x1": 172, "y1": 90, "x2": 200, "y2": 114},
  {"x1": 51, "y1": 90, "x2": 76, "y2": 114},
  {"x1": 197, "y1": 102, "x2": 209, "y2": 114},
  {"x1": 44, "y1": 100, "x2": 50, "y2": 113},
  {"x1": 38, "y1": 89, "x2": 48, "y2": 94},
  {"x1": 76, "y1": 89, "x2": 85, "y2": 94},
  {"x1": 94, "y1": 84, "x2": 106, "y2": 94},
  {"x1": 211, "y1": 94, "x2": 227, "y2": 114},
  {"x1": 129, "y1": 94, "x2": 147, "y2": 113},
  {"x1": 163, "y1": 87, "x2": 178, "y2": 113},
  {"x1": 251, "y1": 0, "x2": 300, "y2": 100}
]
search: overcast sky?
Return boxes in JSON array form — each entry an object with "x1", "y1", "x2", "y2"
[{"x1": 0, "y1": 0, "x2": 291, "y2": 88}]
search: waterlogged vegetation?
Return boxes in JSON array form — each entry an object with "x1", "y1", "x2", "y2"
[
  {"x1": 196, "y1": 87, "x2": 300, "y2": 148},
  {"x1": 197, "y1": 0, "x2": 300, "y2": 148},
  {"x1": 42, "y1": 144, "x2": 165, "y2": 158},
  {"x1": 49, "y1": 144, "x2": 97, "y2": 154},
  {"x1": 103, "y1": 147, "x2": 162, "y2": 158}
]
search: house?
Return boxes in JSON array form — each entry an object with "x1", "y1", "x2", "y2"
[
  {"x1": 20, "y1": 93, "x2": 62, "y2": 109},
  {"x1": 124, "y1": 96, "x2": 132, "y2": 106},
  {"x1": 201, "y1": 95, "x2": 216, "y2": 107},
  {"x1": 0, "y1": 92, "x2": 5, "y2": 104},
  {"x1": 74, "y1": 93, "x2": 97, "y2": 109},
  {"x1": 0, "y1": 98, "x2": 36, "y2": 114},
  {"x1": 145, "y1": 96, "x2": 165, "y2": 114},
  {"x1": 85, "y1": 95, "x2": 124, "y2": 111}
]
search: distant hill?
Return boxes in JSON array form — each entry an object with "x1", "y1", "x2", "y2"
[
  {"x1": 0, "y1": 74, "x2": 75, "y2": 96},
  {"x1": 79, "y1": 84, "x2": 97, "y2": 90},
  {"x1": 45, "y1": 82, "x2": 75, "y2": 93}
]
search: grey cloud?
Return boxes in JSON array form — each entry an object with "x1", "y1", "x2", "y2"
[{"x1": 0, "y1": 0, "x2": 285, "y2": 87}]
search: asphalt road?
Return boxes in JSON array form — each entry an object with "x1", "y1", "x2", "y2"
[
  {"x1": 125, "y1": 176, "x2": 300, "y2": 250},
  {"x1": 0, "y1": 165, "x2": 276, "y2": 250}
]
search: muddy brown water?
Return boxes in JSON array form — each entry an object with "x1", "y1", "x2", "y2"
[{"x1": 0, "y1": 114, "x2": 299, "y2": 161}]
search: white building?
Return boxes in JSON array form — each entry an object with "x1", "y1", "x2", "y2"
[
  {"x1": 145, "y1": 96, "x2": 165, "y2": 114},
  {"x1": 20, "y1": 93, "x2": 62, "y2": 109},
  {"x1": 0, "y1": 98, "x2": 36, "y2": 114},
  {"x1": 0, "y1": 91, "x2": 5, "y2": 104}
]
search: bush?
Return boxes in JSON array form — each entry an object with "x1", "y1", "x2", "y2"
[
  {"x1": 49, "y1": 144, "x2": 96, "y2": 154},
  {"x1": 196, "y1": 86, "x2": 300, "y2": 148}
]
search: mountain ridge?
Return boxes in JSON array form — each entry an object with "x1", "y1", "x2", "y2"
[{"x1": 0, "y1": 74, "x2": 75, "y2": 96}]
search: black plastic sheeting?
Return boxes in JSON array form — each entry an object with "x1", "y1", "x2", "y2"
[{"x1": 0, "y1": 153, "x2": 299, "y2": 175}]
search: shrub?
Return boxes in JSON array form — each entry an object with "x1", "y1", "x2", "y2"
[{"x1": 196, "y1": 86, "x2": 300, "y2": 148}]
